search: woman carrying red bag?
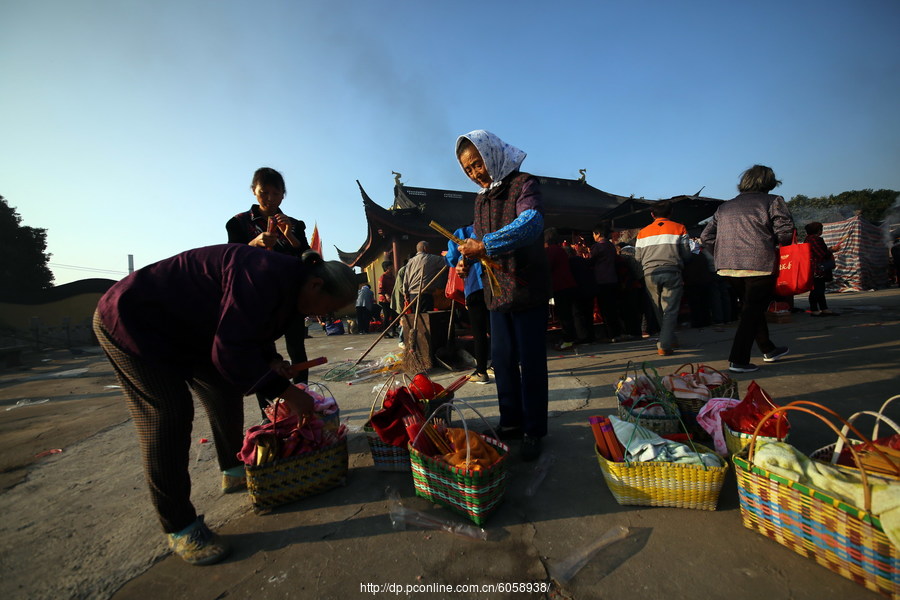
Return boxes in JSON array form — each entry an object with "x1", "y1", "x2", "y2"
[{"x1": 700, "y1": 165, "x2": 796, "y2": 373}]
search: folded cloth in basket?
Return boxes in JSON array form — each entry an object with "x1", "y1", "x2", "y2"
[
  {"x1": 439, "y1": 428, "x2": 501, "y2": 471},
  {"x1": 370, "y1": 387, "x2": 422, "y2": 447},
  {"x1": 661, "y1": 374, "x2": 711, "y2": 402},
  {"x1": 695, "y1": 367, "x2": 727, "y2": 388},
  {"x1": 609, "y1": 416, "x2": 724, "y2": 467},
  {"x1": 754, "y1": 441, "x2": 900, "y2": 549}
]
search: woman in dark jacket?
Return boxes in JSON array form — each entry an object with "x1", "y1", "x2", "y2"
[
  {"x1": 94, "y1": 245, "x2": 356, "y2": 565},
  {"x1": 804, "y1": 221, "x2": 841, "y2": 315},
  {"x1": 454, "y1": 130, "x2": 551, "y2": 461},
  {"x1": 226, "y1": 167, "x2": 312, "y2": 414}
]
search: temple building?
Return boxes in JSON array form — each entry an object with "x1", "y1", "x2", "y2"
[{"x1": 336, "y1": 172, "x2": 723, "y2": 282}]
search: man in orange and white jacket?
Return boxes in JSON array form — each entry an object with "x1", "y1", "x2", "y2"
[{"x1": 635, "y1": 201, "x2": 692, "y2": 355}]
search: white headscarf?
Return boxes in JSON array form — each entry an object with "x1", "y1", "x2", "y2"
[{"x1": 456, "y1": 130, "x2": 526, "y2": 194}]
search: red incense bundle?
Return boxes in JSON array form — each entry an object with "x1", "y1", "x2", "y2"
[
  {"x1": 598, "y1": 417, "x2": 625, "y2": 462},
  {"x1": 589, "y1": 416, "x2": 611, "y2": 459}
]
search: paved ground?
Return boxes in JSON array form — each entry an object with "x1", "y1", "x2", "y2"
[{"x1": 1, "y1": 288, "x2": 898, "y2": 599}]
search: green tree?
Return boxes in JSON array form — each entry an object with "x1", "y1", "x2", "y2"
[
  {"x1": 0, "y1": 196, "x2": 54, "y2": 291},
  {"x1": 788, "y1": 189, "x2": 898, "y2": 223}
]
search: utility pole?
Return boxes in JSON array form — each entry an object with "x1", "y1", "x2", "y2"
[{"x1": 128, "y1": 255, "x2": 134, "y2": 275}]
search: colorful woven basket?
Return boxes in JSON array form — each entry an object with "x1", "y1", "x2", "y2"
[
  {"x1": 595, "y1": 441, "x2": 728, "y2": 511},
  {"x1": 364, "y1": 375, "x2": 412, "y2": 471},
  {"x1": 407, "y1": 400, "x2": 509, "y2": 525},
  {"x1": 734, "y1": 401, "x2": 900, "y2": 597},
  {"x1": 246, "y1": 437, "x2": 348, "y2": 514}
]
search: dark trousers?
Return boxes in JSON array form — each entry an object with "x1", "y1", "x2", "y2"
[
  {"x1": 466, "y1": 289, "x2": 490, "y2": 374},
  {"x1": 256, "y1": 313, "x2": 307, "y2": 416},
  {"x1": 94, "y1": 313, "x2": 243, "y2": 533},
  {"x1": 552, "y1": 287, "x2": 578, "y2": 343},
  {"x1": 809, "y1": 278, "x2": 829, "y2": 311},
  {"x1": 619, "y1": 286, "x2": 644, "y2": 338},
  {"x1": 709, "y1": 276, "x2": 733, "y2": 324},
  {"x1": 641, "y1": 287, "x2": 660, "y2": 335},
  {"x1": 355, "y1": 306, "x2": 371, "y2": 333},
  {"x1": 685, "y1": 284, "x2": 712, "y2": 328},
  {"x1": 595, "y1": 282, "x2": 621, "y2": 339},
  {"x1": 572, "y1": 293, "x2": 595, "y2": 343},
  {"x1": 490, "y1": 305, "x2": 549, "y2": 438},
  {"x1": 726, "y1": 275, "x2": 778, "y2": 364},
  {"x1": 379, "y1": 301, "x2": 398, "y2": 334}
]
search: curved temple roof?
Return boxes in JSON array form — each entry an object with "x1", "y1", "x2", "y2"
[{"x1": 336, "y1": 177, "x2": 722, "y2": 267}]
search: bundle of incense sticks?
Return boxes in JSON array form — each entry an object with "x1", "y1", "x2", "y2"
[
  {"x1": 429, "y1": 373, "x2": 470, "y2": 405},
  {"x1": 404, "y1": 415, "x2": 453, "y2": 455},
  {"x1": 428, "y1": 220, "x2": 502, "y2": 295},
  {"x1": 589, "y1": 416, "x2": 625, "y2": 462}
]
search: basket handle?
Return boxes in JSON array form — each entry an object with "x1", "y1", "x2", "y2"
[
  {"x1": 672, "y1": 363, "x2": 696, "y2": 375},
  {"x1": 831, "y1": 407, "x2": 900, "y2": 476},
  {"x1": 619, "y1": 359, "x2": 639, "y2": 381},
  {"x1": 696, "y1": 363, "x2": 731, "y2": 382},
  {"x1": 871, "y1": 395, "x2": 900, "y2": 441},
  {"x1": 747, "y1": 401, "x2": 881, "y2": 512},
  {"x1": 410, "y1": 398, "x2": 499, "y2": 469},
  {"x1": 305, "y1": 380, "x2": 335, "y2": 402},
  {"x1": 367, "y1": 372, "x2": 410, "y2": 419},
  {"x1": 641, "y1": 362, "x2": 675, "y2": 400}
]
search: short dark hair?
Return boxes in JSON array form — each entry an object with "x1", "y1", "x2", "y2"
[
  {"x1": 738, "y1": 165, "x2": 781, "y2": 193},
  {"x1": 651, "y1": 200, "x2": 672, "y2": 218},
  {"x1": 544, "y1": 227, "x2": 561, "y2": 245},
  {"x1": 805, "y1": 222, "x2": 824, "y2": 236},
  {"x1": 381, "y1": 260, "x2": 393, "y2": 271},
  {"x1": 593, "y1": 223, "x2": 611, "y2": 238},
  {"x1": 251, "y1": 167, "x2": 286, "y2": 192}
]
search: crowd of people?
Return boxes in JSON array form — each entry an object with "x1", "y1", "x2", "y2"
[{"x1": 95, "y1": 129, "x2": 884, "y2": 568}]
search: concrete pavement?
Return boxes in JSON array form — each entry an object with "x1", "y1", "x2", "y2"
[{"x1": 70, "y1": 289, "x2": 900, "y2": 598}]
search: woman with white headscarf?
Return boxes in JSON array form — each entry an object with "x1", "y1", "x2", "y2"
[{"x1": 454, "y1": 130, "x2": 551, "y2": 461}]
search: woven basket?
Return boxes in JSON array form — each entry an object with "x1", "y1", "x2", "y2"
[
  {"x1": 722, "y1": 421, "x2": 788, "y2": 457},
  {"x1": 667, "y1": 363, "x2": 737, "y2": 441},
  {"x1": 363, "y1": 374, "x2": 413, "y2": 471},
  {"x1": 408, "y1": 400, "x2": 509, "y2": 525},
  {"x1": 246, "y1": 437, "x2": 348, "y2": 514},
  {"x1": 595, "y1": 440, "x2": 727, "y2": 511},
  {"x1": 615, "y1": 361, "x2": 681, "y2": 435},
  {"x1": 809, "y1": 395, "x2": 900, "y2": 483},
  {"x1": 734, "y1": 401, "x2": 900, "y2": 597}
]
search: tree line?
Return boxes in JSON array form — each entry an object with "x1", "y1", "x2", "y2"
[{"x1": 788, "y1": 189, "x2": 899, "y2": 224}]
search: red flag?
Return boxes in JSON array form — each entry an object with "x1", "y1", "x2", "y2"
[{"x1": 310, "y1": 223, "x2": 322, "y2": 254}]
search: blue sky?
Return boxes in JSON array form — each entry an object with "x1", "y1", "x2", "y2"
[{"x1": 2, "y1": 0, "x2": 898, "y2": 285}]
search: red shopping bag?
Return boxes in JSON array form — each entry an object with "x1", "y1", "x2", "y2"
[
  {"x1": 721, "y1": 381, "x2": 790, "y2": 438},
  {"x1": 444, "y1": 264, "x2": 466, "y2": 305},
  {"x1": 775, "y1": 231, "x2": 813, "y2": 296}
]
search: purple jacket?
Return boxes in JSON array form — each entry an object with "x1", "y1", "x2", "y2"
[
  {"x1": 700, "y1": 192, "x2": 795, "y2": 274},
  {"x1": 97, "y1": 244, "x2": 306, "y2": 399},
  {"x1": 590, "y1": 240, "x2": 618, "y2": 285}
]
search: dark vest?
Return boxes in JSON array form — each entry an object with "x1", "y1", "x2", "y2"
[{"x1": 473, "y1": 172, "x2": 550, "y2": 312}]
